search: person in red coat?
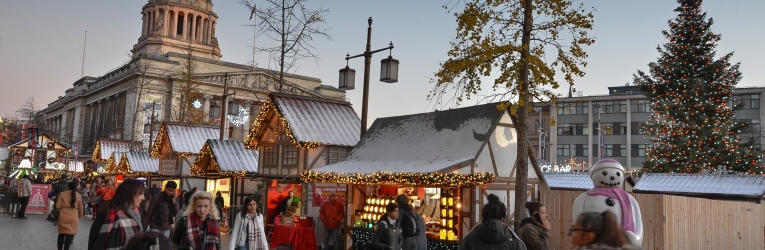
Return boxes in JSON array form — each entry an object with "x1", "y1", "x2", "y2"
[{"x1": 319, "y1": 193, "x2": 344, "y2": 250}]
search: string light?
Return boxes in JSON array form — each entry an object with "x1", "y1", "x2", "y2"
[
  {"x1": 635, "y1": 0, "x2": 762, "y2": 174},
  {"x1": 244, "y1": 97, "x2": 321, "y2": 150},
  {"x1": 150, "y1": 124, "x2": 167, "y2": 158},
  {"x1": 301, "y1": 170, "x2": 495, "y2": 187},
  {"x1": 189, "y1": 142, "x2": 247, "y2": 177}
]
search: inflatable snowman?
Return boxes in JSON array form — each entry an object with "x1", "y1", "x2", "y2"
[{"x1": 572, "y1": 159, "x2": 643, "y2": 246}]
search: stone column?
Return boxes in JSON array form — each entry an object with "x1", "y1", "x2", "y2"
[
  {"x1": 190, "y1": 13, "x2": 197, "y2": 41},
  {"x1": 203, "y1": 96, "x2": 211, "y2": 116},
  {"x1": 207, "y1": 18, "x2": 213, "y2": 44},
  {"x1": 141, "y1": 13, "x2": 147, "y2": 37},
  {"x1": 173, "y1": 11, "x2": 179, "y2": 38},
  {"x1": 153, "y1": 9, "x2": 159, "y2": 36},
  {"x1": 163, "y1": 9, "x2": 169, "y2": 37},
  {"x1": 181, "y1": 12, "x2": 187, "y2": 39}
]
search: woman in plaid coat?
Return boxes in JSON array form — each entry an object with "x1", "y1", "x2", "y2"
[{"x1": 88, "y1": 179, "x2": 146, "y2": 250}]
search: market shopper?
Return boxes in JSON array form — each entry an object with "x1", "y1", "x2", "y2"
[
  {"x1": 517, "y1": 201, "x2": 550, "y2": 250},
  {"x1": 228, "y1": 196, "x2": 269, "y2": 250},
  {"x1": 144, "y1": 181, "x2": 179, "y2": 238},
  {"x1": 89, "y1": 177, "x2": 104, "y2": 218},
  {"x1": 13, "y1": 174, "x2": 32, "y2": 219},
  {"x1": 461, "y1": 194, "x2": 525, "y2": 250},
  {"x1": 368, "y1": 203, "x2": 402, "y2": 250},
  {"x1": 97, "y1": 179, "x2": 116, "y2": 211},
  {"x1": 171, "y1": 191, "x2": 221, "y2": 250},
  {"x1": 320, "y1": 193, "x2": 344, "y2": 250},
  {"x1": 56, "y1": 181, "x2": 84, "y2": 250},
  {"x1": 569, "y1": 211, "x2": 641, "y2": 250},
  {"x1": 277, "y1": 191, "x2": 294, "y2": 215},
  {"x1": 88, "y1": 178, "x2": 146, "y2": 250},
  {"x1": 395, "y1": 194, "x2": 420, "y2": 250}
]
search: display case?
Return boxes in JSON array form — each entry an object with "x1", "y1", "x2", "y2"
[
  {"x1": 356, "y1": 196, "x2": 394, "y2": 229},
  {"x1": 438, "y1": 188, "x2": 459, "y2": 241}
]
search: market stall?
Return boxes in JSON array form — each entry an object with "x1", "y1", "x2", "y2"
[
  {"x1": 8, "y1": 132, "x2": 71, "y2": 181},
  {"x1": 190, "y1": 139, "x2": 260, "y2": 228},
  {"x1": 150, "y1": 122, "x2": 220, "y2": 192},
  {"x1": 117, "y1": 151, "x2": 160, "y2": 187},
  {"x1": 91, "y1": 139, "x2": 143, "y2": 183},
  {"x1": 302, "y1": 103, "x2": 547, "y2": 250}
]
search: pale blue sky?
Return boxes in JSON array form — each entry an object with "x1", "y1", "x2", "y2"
[{"x1": 1, "y1": 1, "x2": 763, "y2": 125}]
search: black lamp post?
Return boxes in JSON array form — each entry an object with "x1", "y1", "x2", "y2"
[{"x1": 338, "y1": 17, "x2": 399, "y2": 137}]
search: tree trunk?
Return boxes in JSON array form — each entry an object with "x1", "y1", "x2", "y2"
[
  {"x1": 514, "y1": 0, "x2": 533, "y2": 229},
  {"x1": 278, "y1": 0, "x2": 286, "y2": 92}
]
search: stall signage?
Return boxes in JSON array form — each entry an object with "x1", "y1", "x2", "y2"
[
  {"x1": 313, "y1": 186, "x2": 347, "y2": 206},
  {"x1": 27, "y1": 184, "x2": 50, "y2": 213},
  {"x1": 160, "y1": 159, "x2": 178, "y2": 176}
]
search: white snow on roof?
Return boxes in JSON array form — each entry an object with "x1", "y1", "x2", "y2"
[
  {"x1": 123, "y1": 152, "x2": 159, "y2": 173},
  {"x1": 273, "y1": 94, "x2": 360, "y2": 147},
  {"x1": 313, "y1": 103, "x2": 503, "y2": 174},
  {"x1": 208, "y1": 140, "x2": 260, "y2": 173},
  {"x1": 97, "y1": 139, "x2": 143, "y2": 161},
  {"x1": 166, "y1": 123, "x2": 220, "y2": 154}
]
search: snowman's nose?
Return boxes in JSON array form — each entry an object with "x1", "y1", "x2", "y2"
[{"x1": 610, "y1": 176, "x2": 615, "y2": 180}]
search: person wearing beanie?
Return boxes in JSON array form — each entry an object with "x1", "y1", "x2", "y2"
[{"x1": 144, "y1": 181, "x2": 179, "y2": 237}]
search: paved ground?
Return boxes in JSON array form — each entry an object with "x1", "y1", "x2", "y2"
[{"x1": 0, "y1": 212, "x2": 238, "y2": 250}]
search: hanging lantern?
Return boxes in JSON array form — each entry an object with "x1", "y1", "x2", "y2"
[
  {"x1": 338, "y1": 65, "x2": 356, "y2": 90},
  {"x1": 380, "y1": 55, "x2": 399, "y2": 83}
]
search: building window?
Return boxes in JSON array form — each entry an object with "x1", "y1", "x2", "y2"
[
  {"x1": 557, "y1": 144, "x2": 571, "y2": 157},
  {"x1": 574, "y1": 144, "x2": 589, "y2": 157},
  {"x1": 594, "y1": 123, "x2": 614, "y2": 135},
  {"x1": 327, "y1": 146, "x2": 350, "y2": 164},
  {"x1": 281, "y1": 144, "x2": 298, "y2": 166},
  {"x1": 630, "y1": 99, "x2": 650, "y2": 113},
  {"x1": 209, "y1": 102, "x2": 221, "y2": 120},
  {"x1": 557, "y1": 123, "x2": 588, "y2": 136},
  {"x1": 620, "y1": 144, "x2": 627, "y2": 157},
  {"x1": 631, "y1": 122, "x2": 645, "y2": 135},
  {"x1": 604, "y1": 144, "x2": 615, "y2": 157},
  {"x1": 262, "y1": 146, "x2": 278, "y2": 166},
  {"x1": 752, "y1": 119, "x2": 761, "y2": 132},
  {"x1": 556, "y1": 102, "x2": 589, "y2": 115},
  {"x1": 615, "y1": 123, "x2": 627, "y2": 135},
  {"x1": 731, "y1": 94, "x2": 760, "y2": 109},
  {"x1": 599, "y1": 101, "x2": 624, "y2": 114},
  {"x1": 592, "y1": 144, "x2": 599, "y2": 157},
  {"x1": 632, "y1": 144, "x2": 647, "y2": 157}
]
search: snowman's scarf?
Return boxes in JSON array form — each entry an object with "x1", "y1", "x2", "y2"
[{"x1": 586, "y1": 186, "x2": 635, "y2": 233}]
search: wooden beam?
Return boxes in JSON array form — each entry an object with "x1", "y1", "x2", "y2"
[
  {"x1": 498, "y1": 122, "x2": 515, "y2": 127},
  {"x1": 486, "y1": 139, "x2": 500, "y2": 176}
]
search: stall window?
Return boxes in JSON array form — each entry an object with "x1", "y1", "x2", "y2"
[
  {"x1": 262, "y1": 146, "x2": 278, "y2": 174},
  {"x1": 282, "y1": 144, "x2": 298, "y2": 166},
  {"x1": 327, "y1": 146, "x2": 350, "y2": 164}
]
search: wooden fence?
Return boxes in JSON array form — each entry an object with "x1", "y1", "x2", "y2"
[{"x1": 540, "y1": 190, "x2": 764, "y2": 250}]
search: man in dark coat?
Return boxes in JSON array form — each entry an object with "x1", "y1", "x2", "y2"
[
  {"x1": 462, "y1": 194, "x2": 525, "y2": 250},
  {"x1": 144, "y1": 181, "x2": 178, "y2": 237}
]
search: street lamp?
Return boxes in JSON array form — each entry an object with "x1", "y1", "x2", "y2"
[
  {"x1": 338, "y1": 17, "x2": 399, "y2": 137},
  {"x1": 592, "y1": 102, "x2": 603, "y2": 160}
]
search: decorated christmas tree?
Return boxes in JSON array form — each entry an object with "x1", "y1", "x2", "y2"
[{"x1": 634, "y1": 0, "x2": 762, "y2": 173}]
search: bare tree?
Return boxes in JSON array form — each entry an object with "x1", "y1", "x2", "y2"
[
  {"x1": 240, "y1": 0, "x2": 331, "y2": 92},
  {"x1": 16, "y1": 97, "x2": 38, "y2": 123},
  {"x1": 172, "y1": 41, "x2": 209, "y2": 125},
  {"x1": 124, "y1": 51, "x2": 168, "y2": 143}
]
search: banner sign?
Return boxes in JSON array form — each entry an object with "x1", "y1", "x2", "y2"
[
  {"x1": 313, "y1": 186, "x2": 347, "y2": 206},
  {"x1": 27, "y1": 184, "x2": 51, "y2": 213}
]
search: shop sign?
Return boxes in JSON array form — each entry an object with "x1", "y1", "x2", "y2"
[
  {"x1": 27, "y1": 184, "x2": 50, "y2": 213},
  {"x1": 313, "y1": 186, "x2": 347, "y2": 206},
  {"x1": 160, "y1": 159, "x2": 178, "y2": 176}
]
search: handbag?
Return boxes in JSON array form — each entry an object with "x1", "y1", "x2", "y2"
[{"x1": 47, "y1": 208, "x2": 60, "y2": 225}]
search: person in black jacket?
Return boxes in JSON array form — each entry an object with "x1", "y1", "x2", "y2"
[
  {"x1": 395, "y1": 194, "x2": 420, "y2": 250},
  {"x1": 461, "y1": 194, "x2": 526, "y2": 250},
  {"x1": 369, "y1": 203, "x2": 401, "y2": 250}
]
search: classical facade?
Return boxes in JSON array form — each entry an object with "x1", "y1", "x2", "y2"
[{"x1": 39, "y1": 0, "x2": 345, "y2": 160}]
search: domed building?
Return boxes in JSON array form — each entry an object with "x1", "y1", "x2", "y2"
[{"x1": 39, "y1": 0, "x2": 344, "y2": 159}]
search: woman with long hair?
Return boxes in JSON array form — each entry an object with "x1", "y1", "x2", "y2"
[
  {"x1": 569, "y1": 211, "x2": 642, "y2": 250},
  {"x1": 56, "y1": 181, "x2": 84, "y2": 250},
  {"x1": 179, "y1": 190, "x2": 188, "y2": 208},
  {"x1": 88, "y1": 179, "x2": 146, "y2": 250},
  {"x1": 228, "y1": 196, "x2": 268, "y2": 250},
  {"x1": 215, "y1": 191, "x2": 226, "y2": 222},
  {"x1": 171, "y1": 191, "x2": 221, "y2": 250}
]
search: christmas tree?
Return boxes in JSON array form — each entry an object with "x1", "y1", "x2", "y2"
[{"x1": 634, "y1": 0, "x2": 762, "y2": 173}]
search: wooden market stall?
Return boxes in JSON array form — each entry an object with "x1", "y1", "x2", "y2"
[
  {"x1": 91, "y1": 139, "x2": 143, "y2": 183},
  {"x1": 150, "y1": 122, "x2": 220, "y2": 192},
  {"x1": 190, "y1": 139, "x2": 260, "y2": 229},
  {"x1": 243, "y1": 92, "x2": 360, "y2": 249},
  {"x1": 8, "y1": 133, "x2": 71, "y2": 181},
  {"x1": 117, "y1": 151, "x2": 159, "y2": 181},
  {"x1": 301, "y1": 103, "x2": 546, "y2": 250}
]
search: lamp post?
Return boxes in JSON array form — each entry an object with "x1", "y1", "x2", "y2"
[
  {"x1": 592, "y1": 102, "x2": 603, "y2": 160},
  {"x1": 533, "y1": 107, "x2": 545, "y2": 160},
  {"x1": 338, "y1": 17, "x2": 399, "y2": 137}
]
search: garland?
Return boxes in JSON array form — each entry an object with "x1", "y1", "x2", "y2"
[{"x1": 301, "y1": 170, "x2": 495, "y2": 187}]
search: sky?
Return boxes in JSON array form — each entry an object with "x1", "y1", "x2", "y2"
[{"x1": 1, "y1": 0, "x2": 764, "y2": 125}]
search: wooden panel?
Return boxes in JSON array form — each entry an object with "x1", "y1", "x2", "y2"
[{"x1": 539, "y1": 190, "x2": 764, "y2": 250}]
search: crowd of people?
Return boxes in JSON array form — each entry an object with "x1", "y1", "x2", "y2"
[{"x1": 0, "y1": 173, "x2": 646, "y2": 250}]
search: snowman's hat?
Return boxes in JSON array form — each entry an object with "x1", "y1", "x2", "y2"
[{"x1": 590, "y1": 159, "x2": 625, "y2": 176}]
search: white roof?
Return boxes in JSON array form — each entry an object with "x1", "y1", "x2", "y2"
[
  {"x1": 165, "y1": 123, "x2": 220, "y2": 154},
  {"x1": 208, "y1": 140, "x2": 260, "y2": 172},
  {"x1": 273, "y1": 93, "x2": 360, "y2": 147},
  {"x1": 123, "y1": 152, "x2": 159, "y2": 173}
]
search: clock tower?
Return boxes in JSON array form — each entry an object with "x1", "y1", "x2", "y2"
[{"x1": 132, "y1": 0, "x2": 222, "y2": 60}]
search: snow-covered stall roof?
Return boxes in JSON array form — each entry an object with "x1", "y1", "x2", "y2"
[
  {"x1": 191, "y1": 140, "x2": 259, "y2": 176},
  {"x1": 150, "y1": 122, "x2": 220, "y2": 158},
  {"x1": 311, "y1": 102, "x2": 505, "y2": 174},
  {"x1": 119, "y1": 152, "x2": 159, "y2": 174},
  {"x1": 543, "y1": 172, "x2": 594, "y2": 190},
  {"x1": 9, "y1": 133, "x2": 70, "y2": 150},
  {"x1": 634, "y1": 173, "x2": 765, "y2": 200},
  {"x1": 245, "y1": 93, "x2": 360, "y2": 149},
  {"x1": 92, "y1": 139, "x2": 143, "y2": 162}
]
